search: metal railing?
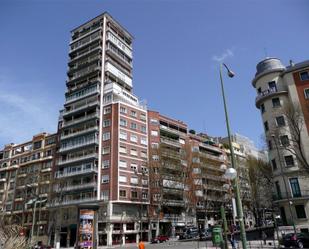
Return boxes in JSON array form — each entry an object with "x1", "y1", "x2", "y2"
[
  {"x1": 273, "y1": 190, "x2": 309, "y2": 201},
  {"x1": 55, "y1": 164, "x2": 98, "y2": 178}
]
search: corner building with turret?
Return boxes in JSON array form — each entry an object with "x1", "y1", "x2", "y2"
[{"x1": 252, "y1": 57, "x2": 309, "y2": 232}]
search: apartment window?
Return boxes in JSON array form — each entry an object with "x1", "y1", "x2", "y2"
[
  {"x1": 142, "y1": 179, "x2": 148, "y2": 186},
  {"x1": 120, "y1": 119, "x2": 127, "y2": 127},
  {"x1": 102, "y1": 175, "x2": 109, "y2": 183},
  {"x1": 276, "y1": 116, "x2": 286, "y2": 127},
  {"x1": 268, "y1": 140, "x2": 273, "y2": 150},
  {"x1": 33, "y1": 141, "x2": 42, "y2": 150},
  {"x1": 151, "y1": 142, "x2": 159, "y2": 149},
  {"x1": 268, "y1": 81, "x2": 277, "y2": 90},
  {"x1": 102, "y1": 146, "x2": 110, "y2": 155},
  {"x1": 102, "y1": 160, "x2": 110, "y2": 169},
  {"x1": 130, "y1": 134, "x2": 138, "y2": 143},
  {"x1": 130, "y1": 122, "x2": 137, "y2": 130},
  {"x1": 103, "y1": 119, "x2": 111, "y2": 127},
  {"x1": 102, "y1": 132, "x2": 110, "y2": 141},
  {"x1": 101, "y1": 190, "x2": 109, "y2": 201},
  {"x1": 140, "y1": 113, "x2": 146, "y2": 121},
  {"x1": 257, "y1": 87, "x2": 262, "y2": 93},
  {"x1": 295, "y1": 205, "x2": 307, "y2": 219},
  {"x1": 304, "y1": 88, "x2": 309, "y2": 99},
  {"x1": 120, "y1": 106, "x2": 127, "y2": 114},
  {"x1": 119, "y1": 175, "x2": 127, "y2": 183},
  {"x1": 130, "y1": 163, "x2": 137, "y2": 171},
  {"x1": 300, "y1": 71, "x2": 309, "y2": 81},
  {"x1": 151, "y1": 130, "x2": 158, "y2": 137},
  {"x1": 275, "y1": 181, "x2": 281, "y2": 199},
  {"x1": 193, "y1": 168, "x2": 201, "y2": 174},
  {"x1": 131, "y1": 191, "x2": 138, "y2": 199},
  {"x1": 119, "y1": 146, "x2": 127, "y2": 154},
  {"x1": 260, "y1": 103, "x2": 265, "y2": 114},
  {"x1": 141, "y1": 137, "x2": 147, "y2": 145},
  {"x1": 131, "y1": 177, "x2": 138, "y2": 184},
  {"x1": 119, "y1": 190, "x2": 126, "y2": 198},
  {"x1": 130, "y1": 149, "x2": 137, "y2": 156},
  {"x1": 142, "y1": 192, "x2": 148, "y2": 199},
  {"x1": 130, "y1": 110, "x2": 137, "y2": 117},
  {"x1": 141, "y1": 126, "x2": 146, "y2": 133},
  {"x1": 289, "y1": 178, "x2": 301, "y2": 197},
  {"x1": 141, "y1": 166, "x2": 148, "y2": 174},
  {"x1": 152, "y1": 155, "x2": 159, "y2": 161},
  {"x1": 119, "y1": 160, "x2": 127, "y2": 168},
  {"x1": 119, "y1": 131, "x2": 127, "y2": 140},
  {"x1": 103, "y1": 106, "x2": 111, "y2": 114},
  {"x1": 140, "y1": 151, "x2": 147, "y2": 158},
  {"x1": 284, "y1": 155, "x2": 294, "y2": 167},
  {"x1": 264, "y1": 121, "x2": 269, "y2": 131},
  {"x1": 272, "y1": 98, "x2": 281, "y2": 108},
  {"x1": 150, "y1": 118, "x2": 158, "y2": 124},
  {"x1": 271, "y1": 159, "x2": 277, "y2": 170},
  {"x1": 280, "y1": 135, "x2": 290, "y2": 146}
]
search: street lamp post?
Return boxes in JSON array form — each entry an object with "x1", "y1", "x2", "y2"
[
  {"x1": 271, "y1": 135, "x2": 297, "y2": 235},
  {"x1": 219, "y1": 63, "x2": 248, "y2": 249}
]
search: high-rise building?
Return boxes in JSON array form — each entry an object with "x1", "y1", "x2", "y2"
[
  {"x1": 49, "y1": 12, "x2": 149, "y2": 247},
  {"x1": 0, "y1": 133, "x2": 56, "y2": 244},
  {"x1": 252, "y1": 57, "x2": 309, "y2": 231}
]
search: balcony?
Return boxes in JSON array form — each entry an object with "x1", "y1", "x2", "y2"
[
  {"x1": 105, "y1": 61, "x2": 132, "y2": 88},
  {"x1": 255, "y1": 87, "x2": 288, "y2": 107},
  {"x1": 70, "y1": 33, "x2": 101, "y2": 53},
  {"x1": 65, "y1": 85, "x2": 100, "y2": 104},
  {"x1": 69, "y1": 44, "x2": 102, "y2": 64},
  {"x1": 273, "y1": 190, "x2": 309, "y2": 202},
  {"x1": 57, "y1": 153, "x2": 98, "y2": 166},
  {"x1": 55, "y1": 164, "x2": 98, "y2": 178},
  {"x1": 106, "y1": 31, "x2": 133, "y2": 58},
  {"x1": 204, "y1": 174, "x2": 225, "y2": 182},
  {"x1": 160, "y1": 137, "x2": 181, "y2": 148},
  {"x1": 61, "y1": 126, "x2": 99, "y2": 140},
  {"x1": 199, "y1": 151, "x2": 224, "y2": 162},
  {"x1": 200, "y1": 163, "x2": 225, "y2": 172},
  {"x1": 59, "y1": 137, "x2": 99, "y2": 152},
  {"x1": 0, "y1": 178, "x2": 7, "y2": 182},
  {"x1": 54, "y1": 182, "x2": 97, "y2": 192},
  {"x1": 164, "y1": 199, "x2": 185, "y2": 207},
  {"x1": 63, "y1": 112, "x2": 99, "y2": 127},
  {"x1": 63, "y1": 100, "x2": 99, "y2": 117},
  {"x1": 67, "y1": 64, "x2": 100, "y2": 82},
  {"x1": 48, "y1": 196, "x2": 97, "y2": 207}
]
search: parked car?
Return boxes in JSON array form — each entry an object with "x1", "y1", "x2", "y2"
[
  {"x1": 179, "y1": 227, "x2": 199, "y2": 240},
  {"x1": 151, "y1": 235, "x2": 169, "y2": 243},
  {"x1": 282, "y1": 233, "x2": 309, "y2": 248}
]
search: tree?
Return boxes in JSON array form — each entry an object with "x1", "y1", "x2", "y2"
[
  {"x1": 246, "y1": 156, "x2": 273, "y2": 226},
  {"x1": 271, "y1": 103, "x2": 309, "y2": 171}
]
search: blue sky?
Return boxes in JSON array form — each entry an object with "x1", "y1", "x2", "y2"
[{"x1": 0, "y1": 0, "x2": 308, "y2": 148}]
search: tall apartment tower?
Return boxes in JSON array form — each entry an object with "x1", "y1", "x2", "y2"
[
  {"x1": 50, "y1": 13, "x2": 149, "y2": 247},
  {"x1": 252, "y1": 58, "x2": 309, "y2": 231}
]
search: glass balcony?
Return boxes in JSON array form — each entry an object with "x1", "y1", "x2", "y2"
[
  {"x1": 59, "y1": 137, "x2": 99, "y2": 152},
  {"x1": 57, "y1": 153, "x2": 98, "y2": 166},
  {"x1": 54, "y1": 181, "x2": 97, "y2": 192},
  {"x1": 55, "y1": 164, "x2": 98, "y2": 178},
  {"x1": 63, "y1": 100, "x2": 99, "y2": 117},
  {"x1": 61, "y1": 126, "x2": 99, "y2": 140},
  {"x1": 65, "y1": 84, "x2": 100, "y2": 105},
  {"x1": 63, "y1": 111, "x2": 99, "y2": 127},
  {"x1": 48, "y1": 196, "x2": 97, "y2": 207}
]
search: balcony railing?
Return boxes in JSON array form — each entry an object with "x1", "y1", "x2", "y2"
[
  {"x1": 59, "y1": 138, "x2": 98, "y2": 152},
  {"x1": 63, "y1": 112, "x2": 99, "y2": 127},
  {"x1": 163, "y1": 199, "x2": 185, "y2": 207},
  {"x1": 55, "y1": 164, "x2": 98, "y2": 178},
  {"x1": 65, "y1": 85, "x2": 100, "y2": 104},
  {"x1": 54, "y1": 182, "x2": 97, "y2": 192},
  {"x1": 48, "y1": 197, "x2": 97, "y2": 207},
  {"x1": 273, "y1": 190, "x2": 309, "y2": 201},
  {"x1": 57, "y1": 153, "x2": 98, "y2": 166},
  {"x1": 160, "y1": 137, "x2": 181, "y2": 148},
  {"x1": 199, "y1": 151, "x2": 224, "y2": 162},
  {"x1": 63, "y1": 100, "x2": 99, "y2": 117},
  {"x1": 68, "y1": 65, "x2": 100, "y2": 82},
  {"x1": 61, "y1": 126, "x2": 99, "y2": 140}
]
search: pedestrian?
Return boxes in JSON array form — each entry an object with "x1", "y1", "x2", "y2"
[
  {"x1": 229, "y1": 233, "x2": 236, "y2": 249},
  {"x1": 262, "y1": 231, "x2": 267, "y2": 245},
  {"x1": 138, "y1": 240, "x2": 145, "y2": 249}
]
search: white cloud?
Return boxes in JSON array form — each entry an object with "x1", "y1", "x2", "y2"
[
  {"x1": 0, "y1": 73, "x2": 58, "y2": 147},
  {"x1": 212, "y1": 49, "x2": 234, "y2": 62}
]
